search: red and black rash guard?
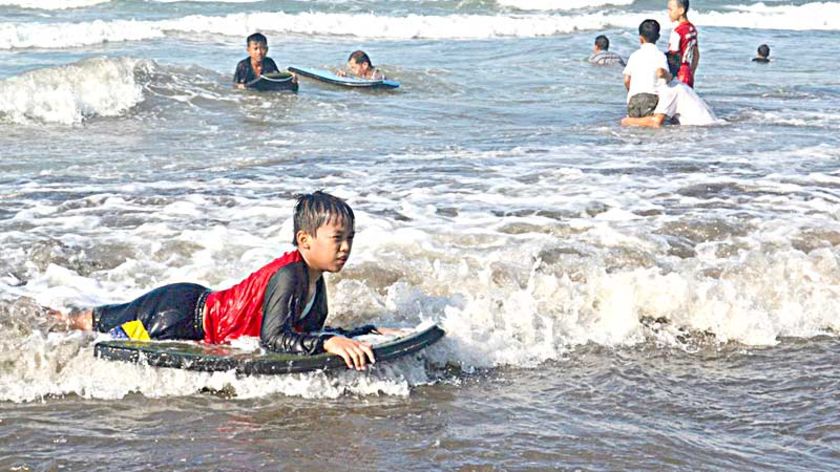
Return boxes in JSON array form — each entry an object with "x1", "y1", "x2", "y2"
[{"x1": 203, "y1": 250, "x2": 373, "y2": 354}]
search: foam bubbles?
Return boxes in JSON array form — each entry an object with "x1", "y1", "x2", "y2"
[
  {"x1": 0, "y1": 57, "x2": 149, "y2": 125},
  {"x1": 497, "y1": 0, "x2": 635, "y2": 11},
  {"x1": 0, "y1": 0, "x2": 110, "y2": 9},
  {"x1": 0, "y1": 328, "x2": 431, "y2": 403},
  {"x1": 2, "y1": 3, "x2": 838, "y2": 50}
]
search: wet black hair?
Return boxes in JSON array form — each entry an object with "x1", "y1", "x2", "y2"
[
  {"x1": 247, "y1": 32, "x2": 268, "y2": 46},
  {"x1": 348, "y1": 50, "x2": 373, "y2": 67},
  {"x1": 757, "y1": 44, "x2": 770, "y2": 58},
  {"x1": 674, "y1": 0, "x2": 690, "y2": 13},
  {"x1": 639, "y1": 19, "x2": 661, "y2": 44},
  {"x1": 594, "y1": 35, "x2": 610, "y2": 51},
  {"x1": 293, "y1": 191, "x2": 355, "y2": 246}
]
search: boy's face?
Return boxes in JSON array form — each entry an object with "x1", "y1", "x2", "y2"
[
  {"x1": 667, "y1": 0, "x2": 683, "y2": 22},
  {"x1": 348, "y1": 59, "x2": 369, "y2": 77},
  {"x1": 299, "y1": 218, "x2": 355, "y2": 273},
  {"x1": 247, "y1": 41, "x2": 268, "y2": 62}
]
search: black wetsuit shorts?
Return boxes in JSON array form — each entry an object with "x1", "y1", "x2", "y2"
[{"x1": 92, "y1": 283, "x2": 209, "y2": 340}]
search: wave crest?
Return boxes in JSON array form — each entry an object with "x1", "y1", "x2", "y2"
[
  {"x1": 0, "y1": 57, "x2": 150, "y2": 125},
  {"x1": 3, "y1": 2, "x2": 838, "y2": 50}
]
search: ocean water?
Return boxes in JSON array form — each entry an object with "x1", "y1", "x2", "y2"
[{"x1": 1, "y1": 0, "x2": 839, "y2": 470}]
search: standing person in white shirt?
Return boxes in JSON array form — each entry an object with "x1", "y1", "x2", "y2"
[
  {"x1": 622, "y1": 19, "x2": 671, "y2": 118},
  {"x1": 621, "y1": 80, "x2": 718, "y2": 127}
]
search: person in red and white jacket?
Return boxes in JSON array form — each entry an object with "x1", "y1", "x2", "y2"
[
  {"x1": 667, "y1": 0, "x2": 699, "y2": 88},
  {"x1": 59, "y1": 191, "x2": 400, "y2": 370}
]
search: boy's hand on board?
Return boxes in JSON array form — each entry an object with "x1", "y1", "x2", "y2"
[{"x1": 324, "y1": 336, "x2": 375, "y2": 370}]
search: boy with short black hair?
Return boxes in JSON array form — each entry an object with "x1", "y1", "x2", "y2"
[
  {"x1": 58, "y1": 191, "x2": 396, "y2": 370},
  {"x1": 589, "y1": 35, "x2": 626, "y2": 66},
  {"x1": 233, "y1": 32, "x2": 298, "y2": 90},
  {"x1": 753, "y1": 44, "x2": 771, "y2": 63},
  {"x1": 623, "y1": 19, "x2": 670, "y2": 118},
  {"x1": 667, "y1": 0, "x2": 699, "y2": 87}
]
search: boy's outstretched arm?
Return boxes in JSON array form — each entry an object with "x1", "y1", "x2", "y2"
[
  {"x1": 261, "y1": 275, "x2": 331, "y2": 355},
  {"x1": 260, "y1": 269, "x2": 375, "y2": 369}
]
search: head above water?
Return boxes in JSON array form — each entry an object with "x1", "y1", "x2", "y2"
[
  {"x1": 293, "y1": 191, "x2": 355, "y2": 246},
  {"x1": 246, "y1": 32, "x2": 268, "y2": 63},
  {"x1": 757, "y1": 44, "x2": 770, "y2": 58},
  {"x1": 247, "y1": 32, "x2": 267, "y2": 47},
  {"x1": 667, "y1": 0, "x2": 690, "y2": 22},
  {"x1": 348, "y1": 50, "x2": 373, "y2": 67},
  {"x1": 594, "y1": 35, "x2": 610, "y2": 51},
  {"x1": 347, "y1": 50, "x2": 374, "y2": 77},
  {"x1": 639, "y1": 19, "x2": 661, "y2": 44}
]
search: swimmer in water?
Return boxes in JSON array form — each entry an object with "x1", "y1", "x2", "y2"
[{"x1": 337, "y1": 50, "x2": 386, "y2": 80}]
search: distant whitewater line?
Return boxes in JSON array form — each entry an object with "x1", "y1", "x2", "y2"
[
  {"x1": 0, "y1": 0, "x2": 259, "y2": 8},
  {"x1": 1, "y1": 2, "x2": 838, "y2": 49},
  {"x1": 497, "y1": 0, "x2": 635, "y2": 11},
  {"x1": 151, "y1": 0, "x2": 261, "y2": 3},
  {"x1": 0, "y1": 0, "x2": 109, "y2": 9}
]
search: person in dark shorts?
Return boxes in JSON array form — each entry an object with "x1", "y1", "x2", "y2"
[
  {"x1": 623, "y1": 19, "x2": 671, "y2": 118},
  {"x1": 58, "y1": 192, "x2": 402, "y2": 370},
  {"x1": 752, "y1": 44, "x2": 771, "y2": 63},
  {"x1": 627, "y1": 93, "x2": 660, "y2": 118},
  {"x1": 588, "y1": 35, "x2": 626, "y2": 66},
  {"x1": 233, "y1": 32, "x2": 298, "y2": 90}
]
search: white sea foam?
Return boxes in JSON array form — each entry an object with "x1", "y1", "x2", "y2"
[
  {"x1": 2, "y1": 2, "x2": 838, "y2": 50},
  {"x1": 1, "y1": 139, "x2": 839, "y2": 401},
  {"x1": 692, "y1": 1, "x2": 840, "y2": 30},
  {"x1": 497, "y1": 0, "x2": 635, "y2": 11},
  {"x1": 0, "y1": 0, "x2": 110, "y2": 9},
  {"x1": 0, "y1": 330, "x2": 429, "y2": 403},
  {"x1": 0, "y1": 19, "x2": 166, "y2": 50},
  {"x1": 737, "y1": 109, "x2": 840, "y2": 129},
  {"x1": 0, "y1": 56, "x2": 149, "y2": 125},
  {"x1": 161, "y1": 11, "x2": 618, "y2": 40},
  {"x1": 152, "y1": 0, "x2": 260, "y2": 2}
]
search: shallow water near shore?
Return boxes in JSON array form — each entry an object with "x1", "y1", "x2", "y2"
[
  {"x1": 1, "y1": 0, "x2": 839, "y2": 470},
  {"x1": 2, "y1": 338, "x2": 837, "y2": 470}
]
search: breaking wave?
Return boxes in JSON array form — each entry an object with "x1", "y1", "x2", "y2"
[{"x1": 0, "y1": 57, "x2": 150, "y2": 125}]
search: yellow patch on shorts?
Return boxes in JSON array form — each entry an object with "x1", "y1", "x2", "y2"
[{"x1": 120, "y1": 320, "x2": 151, "y2": 341}]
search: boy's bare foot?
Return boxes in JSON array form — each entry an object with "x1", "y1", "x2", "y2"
[{"x1": 48, "y1": 307, "x2": 93, "y2": 331}]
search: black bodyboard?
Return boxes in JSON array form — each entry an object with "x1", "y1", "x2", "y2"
[
  {"x1": 94, "y1": 324, "x2": 444, "y2": 375},
  {"x1": 246, "y1": 72, "x2": 298, "y2": 92}
]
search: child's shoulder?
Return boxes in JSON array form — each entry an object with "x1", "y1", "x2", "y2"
[
  {"x1": 627, "y1": 46, "x2": 650, "y2": 59},
  {"x1": 677, "y1": 20, "x2": 696, "y2": 32}
]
